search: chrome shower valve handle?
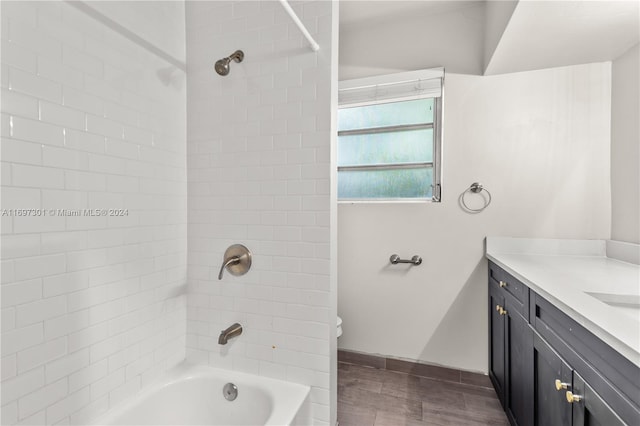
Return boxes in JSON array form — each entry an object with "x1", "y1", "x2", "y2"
[
  {"x1": 218, "y1": 256, "x2": 241, "y2": 280},
  {"x1": 218, "y1": 244, "x2": 252, "y2": 280}
]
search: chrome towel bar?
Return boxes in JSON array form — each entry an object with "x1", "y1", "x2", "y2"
[{"x1": 390, "y1": 254, "x2": 423, "y2": 265}]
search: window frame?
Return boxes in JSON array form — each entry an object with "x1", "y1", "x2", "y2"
[{"x1": 337, "y1": 70, "x2": 443, "y2": 203}]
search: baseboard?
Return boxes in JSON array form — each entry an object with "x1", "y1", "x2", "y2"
[{"x1": 337, "y1": 349, "x2": 492, "y2": 388}]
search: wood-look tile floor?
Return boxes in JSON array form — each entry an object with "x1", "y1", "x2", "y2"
[{"x1": 338, "y1": 362, "x2": 510, "y2": 426}]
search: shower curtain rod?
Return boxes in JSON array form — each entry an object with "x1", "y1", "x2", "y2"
[
  {"x1": 278, "y1": 0, "x2": 320, "y2": 52},
  {"x1": 66, "y1": 1, "x2": 186, "y2": 71}
]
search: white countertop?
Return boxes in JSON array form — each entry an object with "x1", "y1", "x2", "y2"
[{"x1": 486, "y1": 237, "x2": 640, "y2": 367}]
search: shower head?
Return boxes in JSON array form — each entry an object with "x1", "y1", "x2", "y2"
[
  {"x1": 214, "y1": 50, "x2": 244, "y2": 76},
  {"x1": 214, "y1": 58, "x2": 231, "y2": 76}
]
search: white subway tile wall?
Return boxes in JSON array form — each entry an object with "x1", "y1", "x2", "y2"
[
  {"x1": 185, "y1": 1, "x2": 333, "y2": 425},
  {"x1": 1, "y1": 1, "x2": 187, "y2": 424}
]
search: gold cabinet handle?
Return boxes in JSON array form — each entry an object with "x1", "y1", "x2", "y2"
[
  {"x1": 566, "y1": 391, "x2": 582, "y2": 403},
  {"x1": 496, "y1": 304, "x2": 501, "y2": 312},
  {"x1": 500, "y1": 307, "x2": 507, "y2": 315},
  {"x1": 499, "y1": 281, "x2": 507, "y2": 288},
  {"x1": 555, "y1": 379, "x2": 570, "y2": 391}
]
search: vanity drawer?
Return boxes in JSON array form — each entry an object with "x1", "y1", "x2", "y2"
[{"x1": 488, "y1": 261, "x2": 529, "y2": 319}]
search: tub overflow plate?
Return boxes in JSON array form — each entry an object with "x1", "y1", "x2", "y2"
[{"x1": 223, "y1": 383, "x2": 238, "y2": 401}]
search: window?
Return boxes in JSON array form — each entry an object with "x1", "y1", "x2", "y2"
[{"x1": 337, "y1": 69, "x2": 443, "y2": 201}]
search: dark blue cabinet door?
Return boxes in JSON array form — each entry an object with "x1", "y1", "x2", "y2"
[
  {"x1": 489, "y1": 282, "x2": 506, "y2": 407},
  {"x1": 505, "y1": 293, "x2": 533, "y2": 426},
  {"x1": 533, "y1": 333, "x2": 572, "y2": 426},
  {"x1": 572, "y1": 372, "x2": 625, "y2": 426}
]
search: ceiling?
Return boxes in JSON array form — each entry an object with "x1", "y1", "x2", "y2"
[
  {"x1": 484, "y1": 0, "x2": 640, "y2": 74},
  {"x1": 339, "y1": 0, "x2": 640, "y2": 76}
]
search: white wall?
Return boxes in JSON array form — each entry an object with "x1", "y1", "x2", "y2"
[
  {"x1": 185, "y1": 2, "x2": 335, "y2": 425},
  {"x1": 483, "y1": 0, "x2": 517, "y2": 71},
  {"x1": 611, "y1": 43, "x2": 639, "y2": 243},
  {"x1": 338, "y1": 63, "x2": 612, "y2": 373},
  {"x1": 339, "y1": 2, "x2": 485, "y2": 79},
  {"x1": 1, "y1": 2, "x2": 187, "y2": 424}
]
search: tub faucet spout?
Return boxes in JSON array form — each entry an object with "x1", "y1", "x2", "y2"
[{"x1": 218, "y1": 323, "x2": 242, "y2": 345}]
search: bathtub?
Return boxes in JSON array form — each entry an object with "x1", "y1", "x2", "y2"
[{"x1": 91, "y1": 363, "x2": 311, "y2": 425}]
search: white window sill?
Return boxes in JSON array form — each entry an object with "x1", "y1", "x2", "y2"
[{"x1": 338, "y1": 199, "x2": 438, "y2": 204}]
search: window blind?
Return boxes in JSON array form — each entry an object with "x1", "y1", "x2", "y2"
[{"x1": 338, "y1": 68, "x2": 444, "y2": 107}]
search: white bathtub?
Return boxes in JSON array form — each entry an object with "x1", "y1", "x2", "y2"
[{"x1": 91, "y1": 363, "x2": 311, "y2": 426}]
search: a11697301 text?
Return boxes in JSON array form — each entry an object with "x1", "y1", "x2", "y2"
[{"x1": 1, "y1": 209, "x2": 129, "y2": 217}]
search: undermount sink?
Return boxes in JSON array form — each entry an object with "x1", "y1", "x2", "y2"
[{"x1": 585, "y1": 292, "x2": 640, "y2": 310}]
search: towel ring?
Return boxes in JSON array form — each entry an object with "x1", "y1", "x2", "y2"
[{"x1": 461, "y1": 182, "x2": 492, "y2": 212}]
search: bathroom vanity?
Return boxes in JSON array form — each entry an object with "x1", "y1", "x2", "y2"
[{"x1": 486, "y1": 238, "x2": 640, "y2": 426}]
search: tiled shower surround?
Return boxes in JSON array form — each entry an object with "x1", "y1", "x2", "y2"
[
  {"x1": 1, "y1": 1, "x2": 334, "y2": 425},
  {"x1": 1, "y1": 1, "x2": 187, "y2": 425},
  {"x1": 185, "y1": 2, "x2": 334, "y2": 425}
]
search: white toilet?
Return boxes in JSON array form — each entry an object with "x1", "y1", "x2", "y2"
[{"x1": 337, "y1": 316, "x2": 343, "y2": 338}]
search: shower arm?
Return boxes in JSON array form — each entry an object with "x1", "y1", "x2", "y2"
[{"x1": 228, "y1": 51, "x2": 243, "y2": 63}]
